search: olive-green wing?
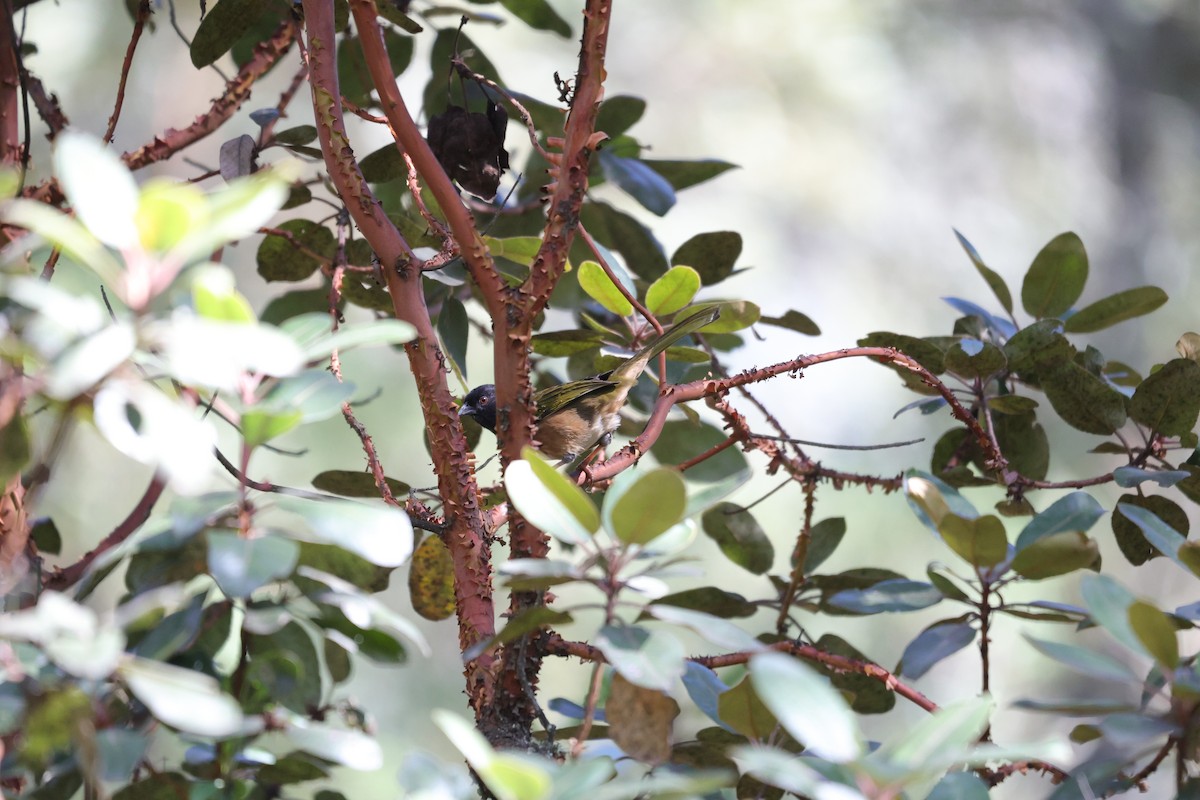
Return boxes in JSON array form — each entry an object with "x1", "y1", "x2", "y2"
[
  {"x1": 607, "y1": 305, "x2": 721, "y2": 385},
  {"x1": 535, "y1": 378, "x2": 618, "y2": 420}
]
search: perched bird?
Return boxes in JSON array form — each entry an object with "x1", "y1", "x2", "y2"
[{"x1": 459, "y1": 306, "x2": 721, "y2": 463}]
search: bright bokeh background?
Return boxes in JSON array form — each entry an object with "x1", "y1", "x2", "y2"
[{"x1": 19, "y1": 1, "x2": 1200, "y2": 796}]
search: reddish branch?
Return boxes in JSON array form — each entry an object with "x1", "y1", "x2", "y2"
[
  {"x1": 43, "y1": 475, "x2": 166, "y2": 591},
  {"x1": 24, "y1": 72, "x2": 67, "y2": 140},
  {"x1": 0, "y1": 2, "x2": 20, "y2": 167},
  {"x1": 122, "y1": 19, "x2": 296, "y2": 170},
  {"x1": 305, "y1": 0, "x2": 497, "y2": 717},
  {"x1": 347, "y1": 0, "x2": 505, "y2": 307},
  {"x1": 104, "y1": 0, "x2": 151, "y2": 144},
  {"x1": 543, "y1": 633, "x2": 940, "y2": 714},
  {"x1": 585, "y1": 345, "x2": 1000, "y2": 483}
]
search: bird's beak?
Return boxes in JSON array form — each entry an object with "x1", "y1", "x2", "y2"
[{"x1": 458, "y1": 404, "x2": 474, "y2": 418}]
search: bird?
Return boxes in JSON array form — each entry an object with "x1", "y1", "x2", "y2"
[{"x1": 458, "y1": 306, "x2": 721, "y2": 463}]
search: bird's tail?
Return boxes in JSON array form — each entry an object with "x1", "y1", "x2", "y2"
[{"x1": 611, "y1": 305, "x2": 722, "y2": 383}]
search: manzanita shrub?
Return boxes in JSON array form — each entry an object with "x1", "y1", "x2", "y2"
[{"x1": 0, "y1": 2, "x2": 1198, "y2": 799}]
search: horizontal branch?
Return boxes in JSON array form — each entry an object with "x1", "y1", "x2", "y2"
[
  {"x1": 543, "y1": 633, "x2": 939, "y2": 714},
  {"x1": 586, "y1": 345, "x2": 996, "y2": 483}
]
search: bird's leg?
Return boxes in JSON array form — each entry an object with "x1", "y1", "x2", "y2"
[{"x1": 562, "y1": 437, "x2": 609, "y2": 477}]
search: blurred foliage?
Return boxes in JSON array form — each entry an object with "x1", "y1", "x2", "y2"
[{"x1": 4, "y1": 3, "x2": 1200, "y2": 799}]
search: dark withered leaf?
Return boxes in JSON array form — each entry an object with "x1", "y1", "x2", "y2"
[{"x1": 426, "y1": 103, "x2": 510, "y2": 199}]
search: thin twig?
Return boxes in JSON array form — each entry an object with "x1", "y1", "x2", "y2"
[
  {"x1": 776, "y1": 479, "x2": 816, "y2": 635},
  {"x1": 748, "y1": 432, "x2": 925, "y2": 451},
  {"x1": 104, "y1": 0, "x2": 150, "y2": 143},
  {"x1": 43, "y1": 474, "x2": 166, "y2": 591},
  {"x1": 544, "y1": 634, "x2": 940, "y2": 714},
  {"x1": 450, "y1": 55, "x2": 554, "y2": 161}
]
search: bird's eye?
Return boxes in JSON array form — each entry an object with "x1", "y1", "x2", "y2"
[{"x1": 480, "y1": 396, "x2": 491, "y2": 406}]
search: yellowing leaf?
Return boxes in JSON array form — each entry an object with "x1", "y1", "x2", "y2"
[{"x1": 408, "y1": 535, "x2": 456, "y2": 621}]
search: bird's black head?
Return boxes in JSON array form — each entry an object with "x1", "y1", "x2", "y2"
[{"x1": 459, "y1": 384, "x2": 498, "y2": 432}]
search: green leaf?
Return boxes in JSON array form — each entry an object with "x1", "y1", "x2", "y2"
[
  {"x1": 1129, "y1": 358, "x2": 1200, "y2": 436},
  {"x1": 1021, "y1": 231, "x2": 1088, "y2": 319},
  {"x1": 1039, "y1": 360, "x2": 1127, "y2": 435},
  {"x1": 261, "y1": 288, "x2": 333, "y2": 325},
  {"x1": 749, "y1": 652, "x2": 862, "y2": 762},
  {"x1": 717, "y1": 675, "x2": 776, "y2": 740},
  {"x1": 299, "y1": 568, "x2": 427, "y2": 655},
  {"x1": 1014, "y1": 491, "x2": 1105, "y2": 550},
  {"x1": 1011, "y1": 531, "x2": 1097, "y2": 580},
  {"x1": 1112, "y1": 466, "x2": 1189, "y2": 488},
  {"x1": 437, "y1": 297, "x2": 469, "y2": 378},
  {"x1": 241, "y1": 408, "x2": 303, "y2": 447},
  {"x1": 802, "y1": 517, "x2": 846, "y2": 574},
  {"x1": 651, "y1": 419, "x2": 749, "y2": 483},
  {"x1": 190, "y1": 265, "x2": 256, "y2": 323},
  {"x1": 639, "y1": 158, "x2": 737, "y2": 191},
  {"x1": 93, "y1": 381, "x2": 218, "y2": 494},
  {"x1": 827, "y1": 579, "x2": 943, "y2": 614},
  {"x1": 280, "y1": 313, "x2": 417, "y2": 361},
  {"x1": 118, "y1": 658, "x2": 245, "y2": 737},
  {"x1": 992, "y1": 411, "x2": 1049, "y2": 481},
  {"x1": 157, "y1": 316, "x2": 305, "y2": 391},
  {"x1": 1116, "y1": 502, "x2": 1194, "y2": 573},
  {"x1": 1063, "y1": 286, "x2": 1168, "y2": 333},
  {"x1": 1003, "y1": 319, "x2": 1072, "y2": 376},
  {"x1": 645, "y1": 265, "x2": 701, "y2": 315},
  {"x1": 943, "y1": 339, "x2": 1007, "y2": 379},
  {"x1": 271, "y1": 125, "x2": 317, "y2": 147},
  {"x1": 595, "y1": 95, "x2": 646, "y2": 138},
  {"x1": 578, "y1": 201, "x2": 668, "y2": 281},
  {"x1": 311, "y1": 469, "x2": 409, "y2": 498},
  {"x1": 359, "y1": 143, "x2": 405, "y2": 183},
  {"x1": 338, "y1": 30, "x2": 413, "y2": 107},
  {"x1": 954, "y1": 229, "x2": 1013, "y2": 314},
  {"x1": 810, "y1": 634, "x2": 896, "y2": 715},
  {"x1": 191, "y1": 0, "x2": 275, "y2": 67},
  {"x1": 207, "y1": 531, "x2": 298, "y2": 597},
  {"x1": 701, "y1": 502, "x2": 773, "y2": 574},
  {"x1": 1079, "y1": 574, "x2": 1143, "y2": 655},
  {"x1": 692, "y1": 300, "x2": 759, "y2": 333},
  {"x1": 672, "y1": 231, "x2": 742, "y2": 286},
  {"x1": 649, "y1": 587, "x2": 756, "y2": 619},
  {"x1": 858, "y1": 331, "x2": 946, "y2": 373},
  {"x1": 876, "y1": 695, "x2": 992, "y2": 770},
  {"x1": 760, "y1": 310, "x2": 820, "y2": 336},
  {"x1": 504, "y1": 450, "x2": 600, "y2": 545},
  {"x1": 898, "y1": 621, "x2": 976, "y2": 679},
  {"x1": 938, "y1": 514, "x2": 1008, "y2": 567},
  {"x1": 606, "y1": 467, "x2": 686, "y2": 545},
  {"x1": 595, "y1": 624, "x2": 685, "y2": 692},
  {"x1": 646, "y1": 605, "x2": 763, "y2": 652},
  {"x1": 499, "y1": 0, "x2": 573, "y2": 34},
  {"x1": 277, "y1": 496, "x2": 413, "y2": 567},
  {"x1": 1025, "y1": 635, "x2": 1139, "y2": 683},
  {"x1": 577, "y1": 259, "x2": 634, "y2": 316},
  {"x1": 40, "y1": 322, "x2": 133, "y2": 400},
  {"x1": 905, "y1": 471, "x2": 979, "y2": 531},
  {"x1": 256, "y1": 219, "x2": 334, "y2": 281},
  {"x1": 988, "y1": 395, "x2": 1039, "y2": 415},
  {"x1": 55, "y1": 131, "x2": 139, "y2": 250},
  {"x1": 929, "y1": 772, "x2": 990, "y2": 800},
  {"x1": 485, "y1": 235, "x2": 544, "y2": 266},
  {"x1": 259, "y1": 370, "x2": 355, "y2": 423},
  {"x1": 1128, "y1": 601, "x2": 1178, "y2": 669},
  {"x1": 283, "y1": 714, "x2": 383, "y2": 771},
  {"x1": 530, "y1": 329, "x2": 607, "y2": 357},
  {"x1": 135, "y1": 179, "x2": 207, "y2": 254},
  {"x1": 599, "y1": 151, "x2": 676, "y2": 216}
]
